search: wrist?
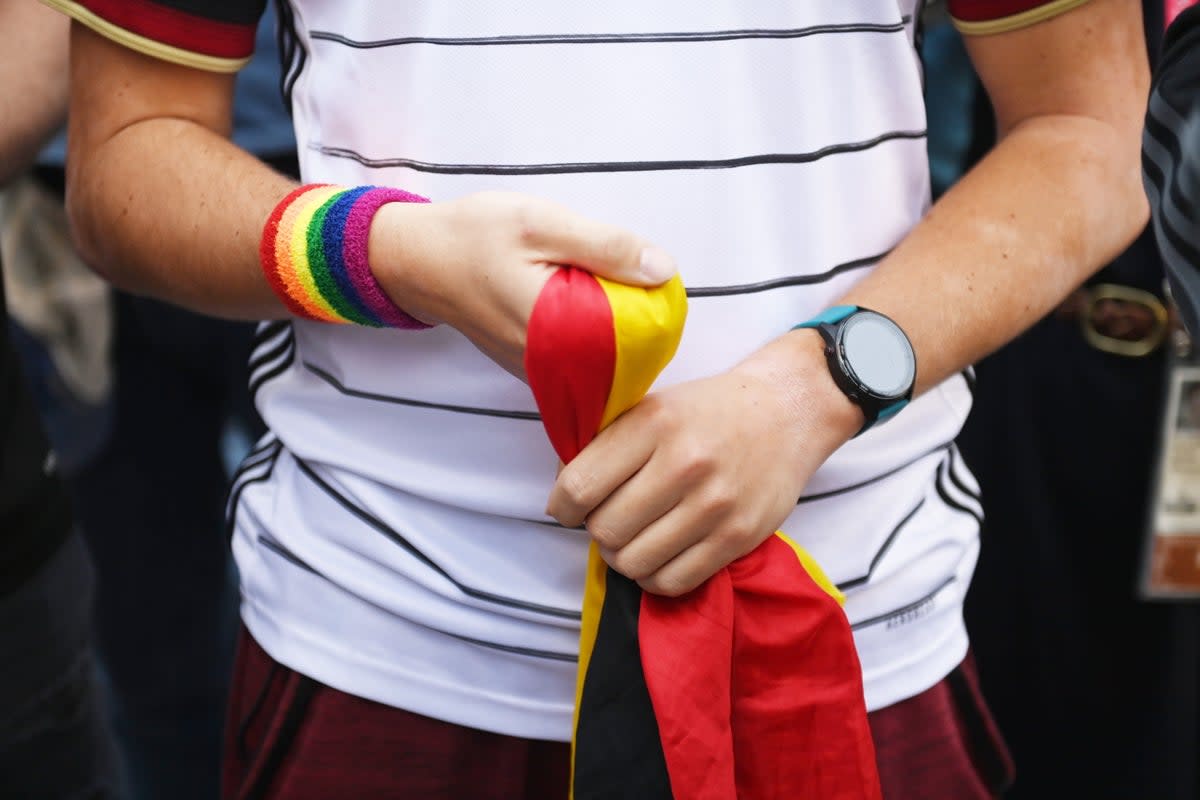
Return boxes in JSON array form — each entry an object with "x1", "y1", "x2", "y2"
[
  {"x1": 368, "y1": 200, "x2": 444, "y2": 326},
  {"x1": 735, "y1": 329, "x2": 863, "y2": 455}
]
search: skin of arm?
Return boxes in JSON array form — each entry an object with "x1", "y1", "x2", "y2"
[
  {"x1": 64, "y1": 23, "x2": 674, "y2": 373},
  {"x1": 547, "y1": 0, "x2": 1150, "y2": 596},
  {"x1": 0, "y1": 0, "x2": 68, "y2": 186}
]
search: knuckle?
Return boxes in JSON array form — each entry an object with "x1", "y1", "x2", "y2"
[
  {"x1": 600, "y1": 231, "x2": 635, "y2": 266},
  {"x1": 586, "y1": 518, "x2": 625, "y2": 552},
  {"x1": 643, "y1": 572, "x2": 692, "y2": 598},
  {"x1": 514, "y1": 202, "x2": 541, "y2": 247},
  {"x1": 558, "y1": 468, "x2": 596, "y2": 513},
  {"x1": 673, "y1": 445, "x2": 716, "y2": 485},
  {"x1": 610, "y1": 549, "x2": 653, "y2": 581},
  {"x1": 702, "y1": 486, "x2": 737, "y2": 518},
  {"x1": 719, "y1": 519, "x2": 753, "y2": 546},
  {"x1": 642, "y1": 395, "x2": 673, "y2": 428}
]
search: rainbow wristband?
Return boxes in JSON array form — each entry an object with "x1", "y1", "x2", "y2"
[{"x1": 260, "y1": 184, "x2": 432, "y2": 328}]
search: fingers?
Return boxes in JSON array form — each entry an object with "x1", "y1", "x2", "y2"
[
  {"x1": 522, "y1": 200, "x2": 676, "y2": 286},
  {"x1": 602, "y1": 490, "x2": 759, "y2": 598},
  {"x1": 546, "y1": 420, "x2": 656, "y2": 528},
  {"x1": 636, "y1": 538, "x2": 740, "y2": 598},
  {"x1": 597, "y1": 502, "x2": 711, "y2": 591},
  {"x1": 583, "y1": 451, "x2": 683, "y2": 554}
]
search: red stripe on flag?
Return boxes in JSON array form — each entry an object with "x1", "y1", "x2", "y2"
[
  {"x1": 74, "y1": 0, "x2": 256, "y2": 59},
  {"x1": 639, "y1": 534, "x2": 881, "y2": 800},
  {"x1": 525, "y1": 268, "x2": 616, "y2": 464}
]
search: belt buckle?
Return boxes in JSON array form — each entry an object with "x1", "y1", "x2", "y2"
[{"x1": 1080, "y1": 283, "x2": 1169, "y2": 358}]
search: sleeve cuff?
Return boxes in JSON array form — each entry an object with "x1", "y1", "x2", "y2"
[
  {"x1": 950, "y1": 0, "x2": 1094, "y2": 35},
  {"x1": 42, "y1": 0, "x2": 255, "y2": 73}
]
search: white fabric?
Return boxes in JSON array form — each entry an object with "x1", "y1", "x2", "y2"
[{"x1": 233, "y1": 0, "x2": 983, "y2": 739}]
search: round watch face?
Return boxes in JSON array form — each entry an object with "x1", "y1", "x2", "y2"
[{"x1": 838, "y1": 312, "x2": 916, "y2": 400}]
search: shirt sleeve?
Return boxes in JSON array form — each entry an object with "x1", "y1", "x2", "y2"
[
  {"x1": 41, "y1": 0, "x2": 267, "y2": 72},
  {"x1": 1144, "y1": 5, "x2": 1200, "y2": 336},
  {"x1": 947, "y1": 0, "x2": 1095, "y2": 35}
]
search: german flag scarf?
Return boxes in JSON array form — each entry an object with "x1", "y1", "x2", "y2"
[{"x1": 525, "y1": 267, "x2": 882, "y2": 800}]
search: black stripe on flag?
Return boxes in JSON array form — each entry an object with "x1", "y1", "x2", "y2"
[{"x1": 573, "y1": 570, "x2": 672, "y2": 800}]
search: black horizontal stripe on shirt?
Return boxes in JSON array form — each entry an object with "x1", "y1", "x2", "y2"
[
  {"x1": 850, "y1": 576, "x2": 956, "y2": 632},
  {"x1": 293, "y1": 455, "x2": 582, "y2": 621},
  {"x1": 304, "y1": 361, "x2": 542, "y2": 421},
  {"x1": 836, "y1": 498, "x2": 924, "y2": 592},
  {"x1": 685, "y1": 252, "x2": 884, "y2": 297},
  {"x1": 797, "y1": 439, "x2": 953, "y2": 505},
  {"x1": 312, "y1": 129, "x2": 928, "y2": 176},
  {"x1": 255, "y1": 533, "x2": 577, "y2": 662},
  {"x1": 308, "y1": 18, "x2": 911, "y2": 49}
]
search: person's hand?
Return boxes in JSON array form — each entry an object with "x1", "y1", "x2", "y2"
[
  {"x1": 545, "y1": 330, "x2": 863, "y2": 597},
  {"x1": 369, "y1": 191, "x2": 676, "y2": 377}
]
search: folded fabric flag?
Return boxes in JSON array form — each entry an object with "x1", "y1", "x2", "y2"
[{"x1": 525, "y1": 268, "x2": 882, "y2": 799}]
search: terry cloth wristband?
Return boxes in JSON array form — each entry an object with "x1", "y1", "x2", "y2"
[{"x1": 260, "y1": 184, "x2": 432, "y2": 328}]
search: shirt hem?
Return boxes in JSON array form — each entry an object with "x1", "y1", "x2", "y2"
[{"x1": 240, "y1": 597, "x2": 575, "y2": 742}]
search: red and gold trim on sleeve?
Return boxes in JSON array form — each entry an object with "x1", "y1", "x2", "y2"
[
  {"x1": 948, "y1": 0, "x2": 1094, "y2": 35},
  {"x1": 41, "y1": 0, "x2": 263, "y2": 72}
]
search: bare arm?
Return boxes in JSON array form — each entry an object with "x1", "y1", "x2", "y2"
[
  {"x1": 549, "y1": 0, "x2": 1151, "y2": 596},
  {"x1": 65, "y1": 23, "x2": 669, "y2": 375},
  {"x1": 0, "y1": 0, "x2": 68, "y2": 185},
  {"x1": 824, "y1": 0, "x2": 1150, "y2": 397},
  {"x1": 65, "y1": 24, "x2": 295, "y2": 316}
]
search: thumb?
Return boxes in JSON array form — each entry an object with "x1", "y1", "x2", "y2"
[{"x1": 525, "y1": 201, "x2": 676, "y2": 287}]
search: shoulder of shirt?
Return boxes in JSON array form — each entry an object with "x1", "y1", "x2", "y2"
[
  {"x1": 40, "y1": 0, "x2": 265, "y2": 73},
  {"x1": 947, "y1": 0, "x2": 1095, "y2": 36}
]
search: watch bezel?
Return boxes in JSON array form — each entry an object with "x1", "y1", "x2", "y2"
[{"x1": 833, "y1": 310, "x2": 916, "y2": 404}]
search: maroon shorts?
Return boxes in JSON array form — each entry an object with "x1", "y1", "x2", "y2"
[{"x1": 223, "y1": 630, "x2": 1012, "y2": 799}]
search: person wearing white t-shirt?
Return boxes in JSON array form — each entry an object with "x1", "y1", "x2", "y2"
[{"x1": 49, "y1": 0, "x2": 1148, "y2": 797}]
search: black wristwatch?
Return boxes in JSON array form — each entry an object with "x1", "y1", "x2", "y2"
[{"x1": 793, "y1": 305, "x2": 916, "y2": 435}]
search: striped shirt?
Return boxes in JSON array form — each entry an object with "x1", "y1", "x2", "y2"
[
  {"x1": 52, "y1": 0, "x2": 1090, "y2": 741},
  {"x1": 1145, "y1": 4, "x2": 1200, "y2": 335}
]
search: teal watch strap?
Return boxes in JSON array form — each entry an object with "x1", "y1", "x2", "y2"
[
  {"x1": 877, "y1": 399, "x2": 907, "y2": 423},
  {"x1": 792, "y1": 304, "x2": 858, "y2": 330}
]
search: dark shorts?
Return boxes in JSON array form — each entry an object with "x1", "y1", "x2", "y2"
[{"x1": 224, "y1": 630, "x2": 1012, "y2": 799}]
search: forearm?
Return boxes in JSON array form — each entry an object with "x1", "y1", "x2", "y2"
[
  {"x1": 65, "y1": 25, "x2": 661, "y2": 350},
  {"x1": 68, "y1": 115, "x2": 296, "y2": 319},
  {"x1": 0, "y1": 0, "x2": 68, "y2": 185},
  {"x1": 839, "y1": 111, "x2": 1147, "y2": 394}
]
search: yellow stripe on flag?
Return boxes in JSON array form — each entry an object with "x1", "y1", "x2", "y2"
[
  {"x1": 773, "y1": 531, "x2": 845, "y2": 605},
  {"x1": 595, "y1": 275, "x2": 688, "y2": 428}
]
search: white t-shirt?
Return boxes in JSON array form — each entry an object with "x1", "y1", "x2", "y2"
[{"x1": 231, "y1": 0, "x2": 981, "y2": 740}]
